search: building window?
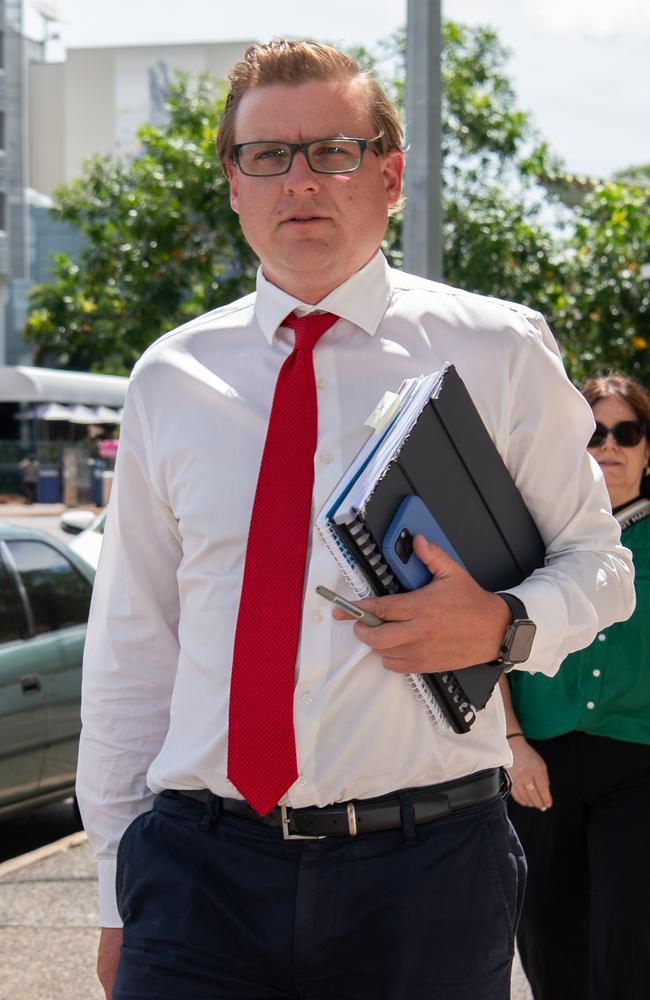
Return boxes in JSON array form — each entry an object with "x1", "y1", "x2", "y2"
[{"x1": 0, "y1": 192, "x2": 6, "y2": 232}]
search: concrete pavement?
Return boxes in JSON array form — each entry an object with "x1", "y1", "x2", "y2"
[
  {"x1": 0, "y1": 835, "x2": 102, "y2": 1000},
  {"x1": 0, "y1": 831, "x2": 533, "y2": 1000}
]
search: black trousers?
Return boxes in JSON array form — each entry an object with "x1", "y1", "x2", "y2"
[
  {"x1": 508, "y1": 731, "x2": 650, "y2": 1000},
  {"x1": 113, "y1": 783, "x2": 525, "y2": 999}
]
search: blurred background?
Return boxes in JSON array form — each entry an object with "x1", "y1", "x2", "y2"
[{"x1": 0, "y1": 0, "x2": 645, "y2": 507}]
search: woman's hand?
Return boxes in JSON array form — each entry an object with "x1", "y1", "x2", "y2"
[{"x1": 507, "y1": 735, "x2": 553, "y2": 811}]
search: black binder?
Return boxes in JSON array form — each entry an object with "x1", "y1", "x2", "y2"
[{"x1": 330, "y1": 364, "x2": 546, "y2": 733}]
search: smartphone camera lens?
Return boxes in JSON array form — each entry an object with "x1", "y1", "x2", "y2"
[{"x1": 394, "y1": 528, "x2": 413, "y2": 564}]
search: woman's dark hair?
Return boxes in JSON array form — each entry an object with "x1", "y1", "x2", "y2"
[{"x1": 581, "y1": 372, "x2": 650, "y2": 498}]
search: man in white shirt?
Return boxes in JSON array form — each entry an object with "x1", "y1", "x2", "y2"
[{"x1": 78, "y1": 39, "x2": 634, "y2": 1000}]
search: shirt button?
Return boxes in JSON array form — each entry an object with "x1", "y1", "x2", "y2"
[
  {"x1": 320, "y1": 450, "x2": 334, "y2": 464},
  {"x1": 592, "y1": 669, "x2": 601, "y2": 677},
  {"x1": 298, "y1": 775, "x2": 306, "y2": 786},
  {"x1": 301, "y1": 691, "x2": 312, "y2": 705},
  {"x1": 598, "y1": 634, "x2": 606, "y2": 642},
  {"x1": 587, "y1": 701, "x2": 595, "y2": 710},
  {"x1": 317, "y1": 377, "x2": 329, "y2": 389},
  {"x1": 312, "y1": 609, "x2": 323, "y2": 623}
]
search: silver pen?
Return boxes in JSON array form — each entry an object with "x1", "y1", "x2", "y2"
[{"x1": 315, "y1": 585, "x2": 384, "y2": 627}]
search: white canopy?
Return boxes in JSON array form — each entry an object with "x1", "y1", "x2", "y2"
[
  {"x1": 0, "y1": 365, "x2": 128, "y2": 406},
  {"x1": 14, "y1": 402, "x2": 122, "y2": 423}
]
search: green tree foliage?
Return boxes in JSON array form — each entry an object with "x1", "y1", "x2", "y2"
[
  {"x1": 27, "y1": 75, "x2": 256, "y2": 373},
  {"x1": 25, "y1": 27, "x2": 650, "y2": 386},
  {"x1": 556, "y1": 181, "x2": 650, "y2": 380}
]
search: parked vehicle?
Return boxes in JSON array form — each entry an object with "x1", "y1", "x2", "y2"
[
  {"x1": 0, "y1": 523, "x2": 94, "y2": 818},
  {"x1": 60, "y1": 509, "x2": 106, "y2": 570}
]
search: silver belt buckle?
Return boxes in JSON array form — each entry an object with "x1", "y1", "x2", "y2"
[
  {"x1": 280, "y1": 803, "x2": 325, "y2": 841},
  {"x1": 280, "y1": 802, "x2": 357, "y2": 839}
]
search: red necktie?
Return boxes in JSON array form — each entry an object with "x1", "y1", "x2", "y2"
[{"x1": 228, "y1": 311, "x2": 339, "y2": 816}]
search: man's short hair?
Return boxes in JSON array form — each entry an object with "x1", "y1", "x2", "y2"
[{"x1": 216, "y1": 38, "x2": 404, "y2": 174}]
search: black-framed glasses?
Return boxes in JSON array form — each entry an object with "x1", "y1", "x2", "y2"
[
  {"x1": 588, "y1": 420, "x2": 647, "y2": 449},
  {"x1": 231, "y1": 133, "x2": 384, "y2": 176}
]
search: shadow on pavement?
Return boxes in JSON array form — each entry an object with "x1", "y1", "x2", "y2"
[{"x1": 0, "y1": 798, "x2": 83, "y2": 864}]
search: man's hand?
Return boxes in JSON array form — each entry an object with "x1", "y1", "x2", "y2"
[
  {"x1": 331, "y1": 535, "x2": 511, "y2": 673},
  {"x1": 507, "y1": 736, "x2": 553, "y2": 811},
  {"x1": 97, "y1": 927, "x2": 123, "y2": 999}
]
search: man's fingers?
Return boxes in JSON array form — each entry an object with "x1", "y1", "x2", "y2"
[
  {"x1": 412, "y1": 534, "x2": 462, "y2": 577},
  {"x1": 378, "y1": 654, "x2": 412, "y2": 673},
  {"x1": 353, "y1": 619, "x2": 415, "y2": 651},
  {"x1": 329, "y1": 539, "x2": 465, "y2": 628},
  {"x1": 330, "y1": 591, "x2": 417, "y2": 624}
]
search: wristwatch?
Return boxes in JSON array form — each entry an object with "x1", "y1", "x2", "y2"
[{"x1": 493, "y1": 592, "x2": 536, "y2": 667}]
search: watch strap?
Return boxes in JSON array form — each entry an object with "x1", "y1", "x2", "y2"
[
  {"x1": 493, "y1": 591, "x2": 536, "y2": 666},
  {"x1": 495, "y1": 591, "x2": 528, "y2": 623}
]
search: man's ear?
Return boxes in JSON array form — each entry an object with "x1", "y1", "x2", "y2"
[
  {"x1": 381, "y1": 150, "x2": 405, "y2": 210},
  {"x1": 226, "y1": 161, "x2": 240, "y2": 215}
]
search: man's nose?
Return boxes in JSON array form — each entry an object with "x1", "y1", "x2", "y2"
[{"x1": 283, "y1": 151, "x2": 321, "y2": 193}]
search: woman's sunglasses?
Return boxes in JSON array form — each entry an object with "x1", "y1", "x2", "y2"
[{"x1": 588, "y1": 420, "x2": 647, "y2": 449}]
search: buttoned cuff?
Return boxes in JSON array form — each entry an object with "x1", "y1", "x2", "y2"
[
  {"x1": 506, "y1": 578, "x2": 569, "y2": 677},
  {"x1": 97, "y1": 857, "x2": 122, "y2": 928}
]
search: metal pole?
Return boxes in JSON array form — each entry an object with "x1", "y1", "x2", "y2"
[{"x1": 403, "y1": 0, "x2": 443, "y2": 280}]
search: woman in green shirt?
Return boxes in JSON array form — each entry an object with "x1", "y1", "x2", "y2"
[{"x1": 501, "y1": 373, "x2": 650, "y2": 1000}]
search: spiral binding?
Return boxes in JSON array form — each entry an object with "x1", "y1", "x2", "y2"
[
  {"x1": 407, "y1": 675, "x2": 448, "y2": 732},
  {"x1": 344, "y1": 512, "x2": 400, "y2": 593},
  {"x1": 315, "y1": 513, "x2": 448, "y2": 734},
  {"x1": 315, "y1": 516, "x2": 373, "y2": 598}
]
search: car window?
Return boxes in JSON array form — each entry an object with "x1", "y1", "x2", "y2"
[
  {"x1": 7, "y1": 540, "x2": 92, "y2": 635},
  {"x1": 0, "y1": 556, "x2": 24, "y2": 644}
]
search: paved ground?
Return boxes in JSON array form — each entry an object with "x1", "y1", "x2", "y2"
[
  {"x1": 0, "y1": 835, "x2": 103, "y2": 1000},
  {"x1": 0, "y1": 831, "x2": 533, "y2": 1000}
]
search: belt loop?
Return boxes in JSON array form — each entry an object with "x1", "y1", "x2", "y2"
[
  {"x1": 397, "y1": 791, "x2": 417, "y2": 845},
  {"x1": 199, "y1": 792, "x2": 220, "y2": 831}
]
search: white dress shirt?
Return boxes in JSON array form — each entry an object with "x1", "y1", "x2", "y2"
[{"x1": 77, "y1": 251, "x2": 635, "y2": 925}]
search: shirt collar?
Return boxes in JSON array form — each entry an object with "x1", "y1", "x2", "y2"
[{"x1": 254, "y1": 250, "x2": 393, "y2": 344}]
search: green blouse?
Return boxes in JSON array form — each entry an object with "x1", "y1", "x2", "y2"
[{"x1": 509, "y1": 503, "x2": 650, "y2": 746}]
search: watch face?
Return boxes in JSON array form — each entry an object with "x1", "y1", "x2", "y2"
[{"x1": 507, "y1": 622, "x2": 537, "y2": 663}]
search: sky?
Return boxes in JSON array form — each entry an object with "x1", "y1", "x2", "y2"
[{"x1": 26, "y1": 0, "x2": 650, "y2": 178}]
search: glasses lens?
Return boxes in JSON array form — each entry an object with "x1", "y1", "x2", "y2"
[
  {"x1": 613, "y1": 421, "x2": 644, "y2": 447},
  {"x1": 237, "y1": 143, "x2": 291, "y2": 176},
  {"x1": 588, "y1": 423, "x2": 607, "y2": 448},
  {"x1": 588, "y1": 421, "x2": 644, "y2": 448},
  {"x1": 308, "y1": 139, "x2": 362, "y2": 173}
]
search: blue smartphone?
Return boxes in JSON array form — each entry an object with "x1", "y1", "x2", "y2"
[{"x1": 381, "y1": 495, "x2": 466, "y2": 590}]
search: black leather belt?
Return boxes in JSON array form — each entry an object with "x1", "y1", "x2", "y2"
[{"x1": 166, "y1": 768, "x2": 503, "y2": 840}]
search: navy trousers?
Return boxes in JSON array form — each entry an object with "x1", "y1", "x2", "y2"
[{"x1": 113, "y1": 784, "x2": 526, "y2": 1000}]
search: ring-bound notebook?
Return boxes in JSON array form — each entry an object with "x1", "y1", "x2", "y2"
[{"x1": 316, "y1": 363, "x2": 546, "y2": 734}]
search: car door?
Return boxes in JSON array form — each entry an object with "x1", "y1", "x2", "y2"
[
  {"x1": 0, "y1": 543, "x2": 50, "y2": 810},
  {"x1": 5, "y1": 539, "x2": 92, "y2": 796}
]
